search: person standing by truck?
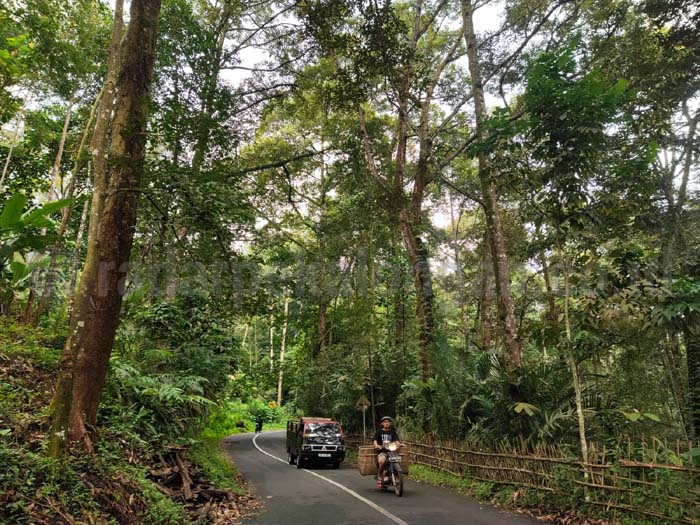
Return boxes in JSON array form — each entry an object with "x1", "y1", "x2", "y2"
[{"x1": 373, "y1": 416, "x2": 401, "y2": 487}]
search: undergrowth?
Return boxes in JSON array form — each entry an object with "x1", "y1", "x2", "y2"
[
  {"x1": 407, "y1": 463, "x2": 698, "y2": 525},
  {"x1": 0, "y1": 318, "x2": 253, "y2": 524}
]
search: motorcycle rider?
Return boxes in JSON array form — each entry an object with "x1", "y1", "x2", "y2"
[{"x1": 372, "y1": 416, "x2": 401, "y2": 488}]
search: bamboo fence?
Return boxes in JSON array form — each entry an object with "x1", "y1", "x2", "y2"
[{"x1": 344, "y1": 434, "x2": 700, "y2": 524}]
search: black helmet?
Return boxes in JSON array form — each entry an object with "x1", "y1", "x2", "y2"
[{"x1": 380, "y1": 416, "x2": 392, "y2": 423}]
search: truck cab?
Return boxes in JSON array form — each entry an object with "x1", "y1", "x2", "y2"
[{"x1": 286, "y1": 417, "x2": 345, "y2": 469}]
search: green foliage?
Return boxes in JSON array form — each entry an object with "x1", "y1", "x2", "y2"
[
  {"x1": 474, "y1": 481, "x2": 495, "y2": 500},
  {"x1": 0, "y1": 28, "x2": 31, "y2": 121},
  {"x1": 105, "y1": 357, "x2": 215, "y2": 443},
  {"x1": 409, "y1": 464, "x2": 550, "y2": 511},
  {"x1": 524, "y1": 48, "x2": 629, "y2": 177},
  {"x1": 0, "y1": 193, "x2": 70, "y2": 262},
  {"x1": 0, "y1": 315, "x2": 56, "y2": 352},
  {"x1": 0, "y1": 321, "x2": 190, "y2": 525},
  {"x1": 119, "y1": 292, "x2": 238, "y2": 398},
  {"x1": 653, "y1": 277, "x2": 700, "y2": 328},
  {"x1": 8, "y1": 0, "x2": 111, "y2": 98},
  {"x1": 202, "y1": 401, "x2": 252, "y2": 438},
  {"x1": 0, "y1": 193, "x2": 70, "y2": 308},
  {"x1": 203, "y1": 397, "x2": 297, "y2": 439},
  {"x1": 410, "y1": 350, "x2": 578, "y2": 445}
]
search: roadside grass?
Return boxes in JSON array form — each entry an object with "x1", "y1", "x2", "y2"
[
  {"x1": 407, "y1": 465, "x2": 555, "y2": 517},
  {"x1": 190, "y1": 437, "x2": 247, "y2": 494},
  {"x1": 263, "y1": 421, "x2": 287, "y2": 431},
  {"x1": 408, "y1": 464, "x2": 478, "y2": 495},
  {"x1": 345, "y1": 448, "x2": 358, "y2": 465}
]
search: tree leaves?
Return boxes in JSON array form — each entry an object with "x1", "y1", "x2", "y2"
[
  {"x1": 0, "y1": 194, "x2": 69, "y2": 296},
  {"x1": 0, "y1": 194, "x2": 27, "y2": 228},
  {"x1": 513, "y1": 402, "x2": 539, "y2": 417}
]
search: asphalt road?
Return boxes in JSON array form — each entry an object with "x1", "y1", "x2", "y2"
[{"x1": 223, "y1": 430, "x2": 549, "y2": 525}]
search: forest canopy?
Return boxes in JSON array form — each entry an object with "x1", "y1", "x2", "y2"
[{"x1": 0, "y1": 0, "x2": 699, "y2": 521}]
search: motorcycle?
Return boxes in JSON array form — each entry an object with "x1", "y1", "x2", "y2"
[{"x1": 377, "y1": 442, "x2": 404, "y2": 496}]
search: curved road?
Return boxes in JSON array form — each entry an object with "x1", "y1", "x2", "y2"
[{"x1": 223, "y1": 430, "x2": 548, "y2": 525}]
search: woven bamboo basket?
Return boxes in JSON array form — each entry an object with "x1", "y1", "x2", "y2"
[
  {"x1": 357, "y1": 445, "x2": 411, "y2": 476},
  {"x1": 357, "y1": 446, "x2": 377, "y2": 476},
  {"x1": 399, "y1": 443, "x2": 410, "y2": 475}
]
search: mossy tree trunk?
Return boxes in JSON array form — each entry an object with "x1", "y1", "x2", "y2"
[
  {"x1": 49, "y1": 0, "x2": 162, "y2": 457},
  {"x1": 462, "y1": 0, "x2": 521, "y2": 371}
]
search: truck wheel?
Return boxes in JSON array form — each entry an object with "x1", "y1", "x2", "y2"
[
  {"x1": 288, "y1": 450, "x2": 296, "y2": 465},
  {"x1": 296, "y1": 456, "x2": 305, "y2": 469},
  {"x1": 332, "y1": 461, "x2": 340, "y2": 469}
]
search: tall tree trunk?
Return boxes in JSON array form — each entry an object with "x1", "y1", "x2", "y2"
[
  {"x1": 541, "y1": 254, "x2": 559, "y2": 330},
  {"x1": 277, "y1": 297, "x2": 290, "y2": 406},
  {"x1": 85, "y1": 0, "x2": 126, "y2": 275},
  {"x1": 359, "y1": 101, "x2": 435, "y2": 380},
  {"x1": 316, "y1": 298, "x2": 328, "y2": 357},
  {"x1": 393, "y1": 265, "x2": 407, "y2": 352},
  {"x1": 449, "y1": 195, "x2": 471, "y2": 353},
  {"x1": 659, "y1": 102, "x2": 699, "y2": 439},
  {"x1": 674, "y1": 107, "x2": 699, "y2": 438},
  {"x1": 478, "y1": 233, "x2": 494, "y2": 352},
  {"x1": 241, "y1": 323, "x2": 250, "y2": 372},
  {"x1": 355, "y1": 1, "x2": 461, "y2": 382},
  {"x1": 254, "y1": 322, "x2": 259, "y2": 366},
  {"x1": 672, "y1": 105, "x2": 698, "y2": 266},
  {"x1": 399, "y1": 212, "x2": 434, "y2": 381},
  {"x1": 393, "y1": 14, "x2": 460, "y2": 381},
  {"x1": 67, "y1": 196, "x2": 90, "y2": 317},
  {"x1": 48, "y1": 0, "x2": 162, "y2": 456},
  {"x1": 536, "y1": 226, "x2": 562, "y2": 359},
  {"x1": 462, "y1": 0, "x2": 521, "y2": 370},
  {"x1": 685, "y1": 313, "x2": 700, "y2": 439},
  {"x1": 47, "y1": 97, "x2": 76, "y2": 202},
  {"x1": 661, "y1": 334, "x2": 690, "y2": 440},
  {"x1": 269, "y1": 313, "x2": 275, "y2": 372},
  {"x1": 555, "y1": 229, "x2": 590, "y2": 474}
]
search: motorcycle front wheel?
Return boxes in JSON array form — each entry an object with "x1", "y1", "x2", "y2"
[{"x1": 391, "y1": 470, "x2": 403, "y2": 497}]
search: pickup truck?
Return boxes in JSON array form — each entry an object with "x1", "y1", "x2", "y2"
[{"x1": 286, "y1": 417, "x2": 345, "y2": 469}]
